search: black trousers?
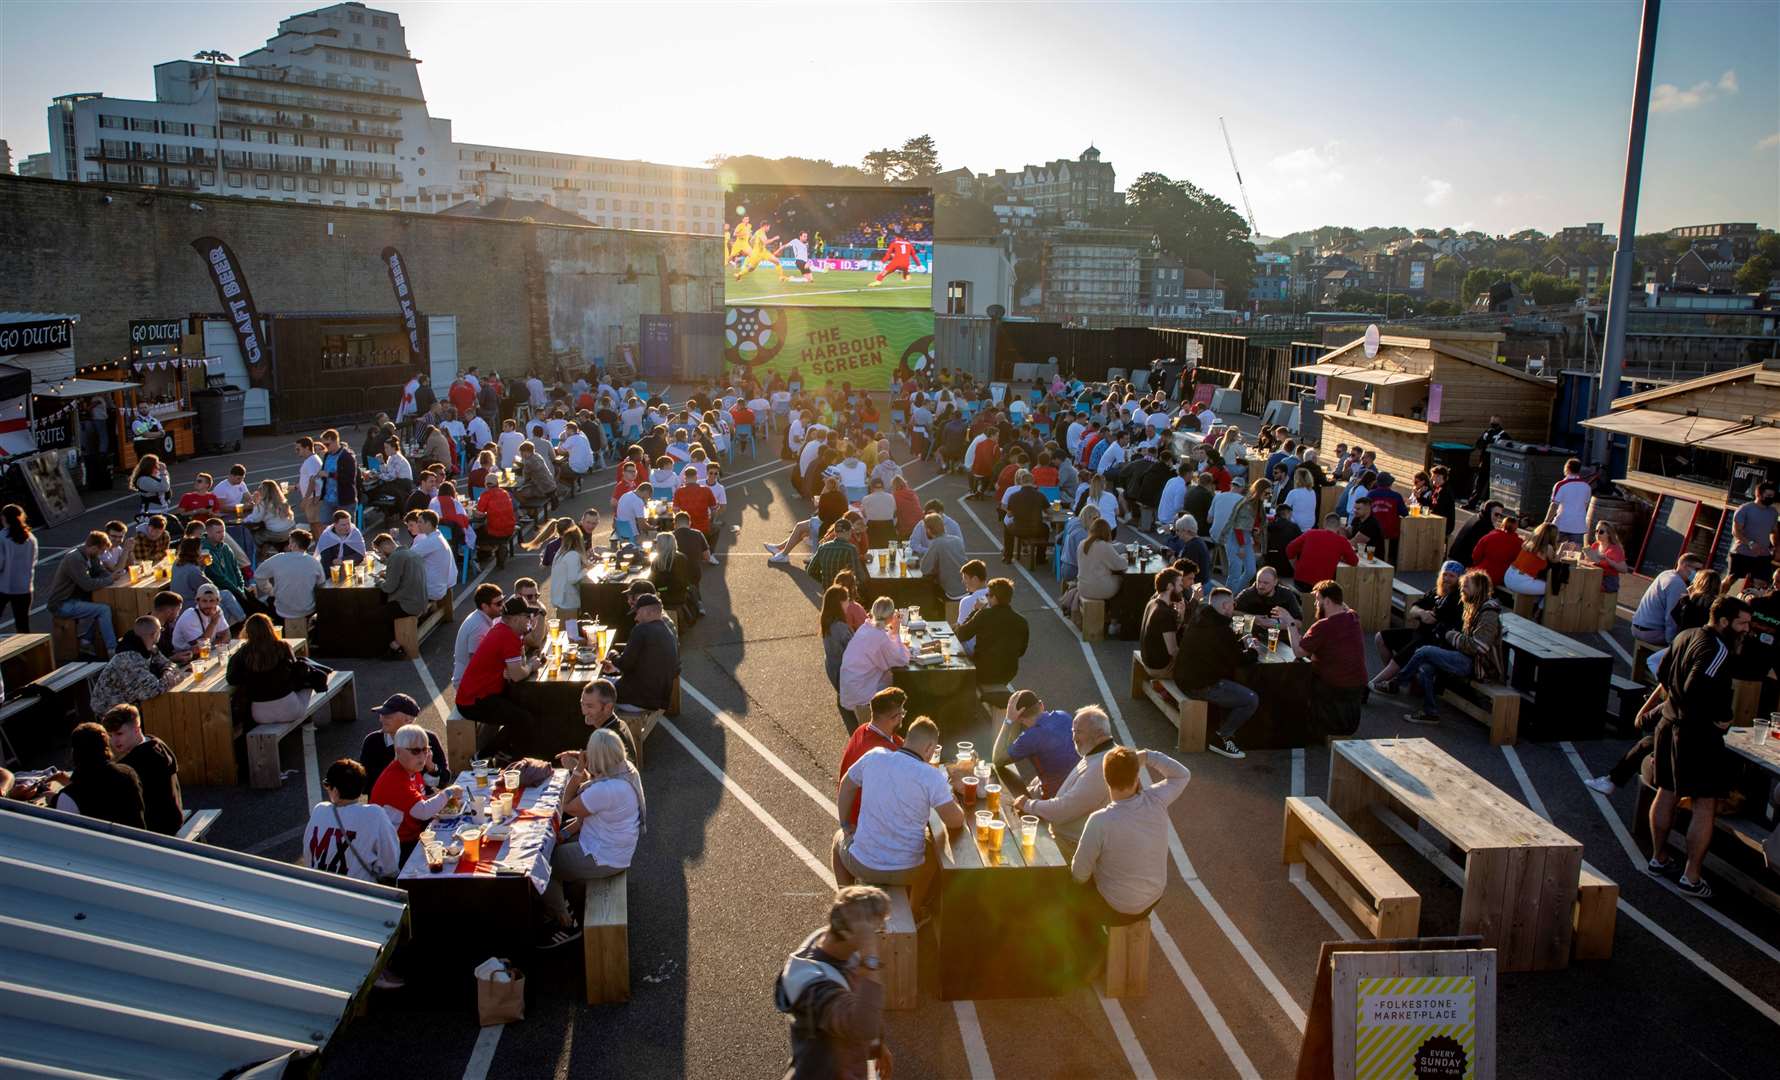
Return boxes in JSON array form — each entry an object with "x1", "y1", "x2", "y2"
[
  {"x1": 2, "y1": 592, "x2": 30, "y2": 632},
  {"x1": 460, "y1": 693, "x2": 538, "y2": 758},
  {"x1": 1002, "y1": 523, "x2": 1048, "y2": 559}
]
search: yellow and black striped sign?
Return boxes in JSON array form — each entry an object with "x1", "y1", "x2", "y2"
[{"x1": 1354, "y1": 974, "x2": 1476, "y2": 1079}]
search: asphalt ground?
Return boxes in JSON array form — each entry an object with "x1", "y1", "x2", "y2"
[{"x1": 14, "y1": 419, "x2": 1780, "y2": 1079}]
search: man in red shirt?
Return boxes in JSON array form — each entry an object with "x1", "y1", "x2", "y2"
[
  {"x1": 1287, "y1": 578, "x2": 1368, "y2": 736},
  {"x1": 968, "y1": 433, "x2": 999, "y2": 499},
  {"x1": 729, "y1": 400, "x2": 755, "y2": 430},
  {"x1": 178, "y1": 473, "x2": 223, "y2": 521},
  {"x1": 1470, "y1": 513, "x2": 1523, "y2": 587},
  {"x1": 448, "y1": 376, "x2": 476, "y2": 417},
  {"x1": 1285, "y1": 513, "x2": 1359, "y2": 591},
  {"x1": 869, "y1": 234, "x2": 924, "y2": 285},
  {"x1": 673, "y1": 467, "x2": 718, "y2": 536},
  {"x1": 456, "y1": 595, "x2": 544, "y2": 752},
  {"x1": 837, "y1": 688, "x2": 907, "y2": 827},
  {"x1": 474, "y1": 483, "x2": 517, "y2": 542}
]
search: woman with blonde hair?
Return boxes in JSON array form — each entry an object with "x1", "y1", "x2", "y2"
[
  {"x1": 1504, "y1": 522, "x2": 1564, "y2": 597},
  {"x1": 1067, "y1": 518, "x2": 1129, "y2": 619},
  {"x1": 541, "y1": 726, "x2": 645, "y2": 949},
  {"x1": 1215, "y1": 478, "x2": 1269, "y2": 593},
  {"x1": 546, "y1": 522, "x2": 586, "y2": 621},
  {"x1": 837, "y1": 596, "x2": 910, "y2": 726},
  {"x1": 1059, "y1": 502, "x2": 1103, "y2": 584},
  {"x1": 245, "y1": 479, "x2": 296, "y2": 551},
  {"x1": 1283, "y1": 467, "x2": 1318, "y2": 531}
]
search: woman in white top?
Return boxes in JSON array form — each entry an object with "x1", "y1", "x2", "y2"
[
  {"x1": 245, "y1": 479, "x2": 297, "y2": 546},
  {"x1": 1283, "y1": 467, "x2": 1319, "y2": 531},
  {"x1": 830, "y1": 446, "x2": 869, "y2": 503},
  {"x1": 541, "y1": 728, "x2": 644, "y2": 947},
  {"x1": 546, "y1": 522, "x2": 586, "y2": 621}
]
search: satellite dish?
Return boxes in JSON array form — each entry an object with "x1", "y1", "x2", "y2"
[
  {"x1": 987, "y1": 304, "x2": 1006, "y2": 320},
  {"x1": 1363, "y1": 324, "x2": 1381, "y2": 359}
]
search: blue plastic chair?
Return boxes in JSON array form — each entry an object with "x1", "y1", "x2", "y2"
[
  {"x1": 844, "y1": 485, "x2": 866, "y2": 503},
  {"x1": 734, "y1": 423, "x2": 755, "y2": 456},
  {"x1": 614, "y1": 520, "x2": 637, "y2": 542},
  {"x1": 863, "y1": 421, "x2": 879, "y2": 434},
  {"x1": 891, "y1": 407, "x2": 906, "y2": 426},
  {"x1": 1038, "y1": 486, "x2": 1062, "y2": 503}
]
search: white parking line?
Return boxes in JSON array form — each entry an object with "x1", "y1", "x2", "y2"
[
  {"x1": 461, "y1": 1022, "x2": 504, "y2": 1080},
  {"x1": 1096, "y1": 992, "x2": 1156, "y2": 1079},
  {"x1": 1556, "y1": 740, "x2": 1780, "y2": 968},
  {"x1": 951, "y1": 1001, "x2": 997, "y2": 1080}
]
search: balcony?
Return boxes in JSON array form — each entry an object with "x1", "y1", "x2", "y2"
[
  {"x1": 218, "y1": 84, "x2": 403, "y2": 119},
  {"x1": 211, "y1": 64, "x2": 421, "y2": 102},
  {"x1": 218, "y1": 151, "x2": 400, "y2": 181},
  {"x1": 85, "y1": 145, "x2": 217, "y2": 167},
  {"x1": 217, "y1": 108, "x2": 401, "y2": 141}
]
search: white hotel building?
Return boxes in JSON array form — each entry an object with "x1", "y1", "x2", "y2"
[{"x1": 45, "y1": 2, "x2": 722, "y2": 234}]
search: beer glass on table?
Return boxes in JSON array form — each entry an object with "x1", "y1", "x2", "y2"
[
  {"x1": 987, "y1": 819, "x2": 1007, "y2": 864},
  {"x1": 974, "y1": 810, "x2": 993, "y2": 846},
  {"x1": 1020, "y1": 815, "x2": 1040, "y2": 858},
  {"x1": 1268, "y1": 627, "x2": 1280, "y2": 654},
  {"x1": 985, "y1": 782, "x2": 1002, "y2": 813}
]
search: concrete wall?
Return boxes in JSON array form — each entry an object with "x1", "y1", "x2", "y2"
[
  {"x1": 931, "y1": 242, "x2": 1014, "y2": 316},
  {"x1": 0, "y1": 175, "x2": 721, "y2": 378}
]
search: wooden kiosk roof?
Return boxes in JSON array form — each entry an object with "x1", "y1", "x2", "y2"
[
  {"x1": 1293, "y1": 331, "x2": 1555, "y2": 392},
  {"x1": 1583, "y1": 361, "x2": 1780, "y2": 458}
]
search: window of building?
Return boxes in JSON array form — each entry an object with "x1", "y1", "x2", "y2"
[
  {"x1": 350, "y1": 55, "x2": 366, "y2": 68},
  {"x1": 645, "y1": 219, "x2": 654, "y2": 230},
  {"x1": 129, "y1": 117, "x2": 154, "y2": 132},
  {"x1": 280, "y1": 176, "x2": 296, "y2": 191},
  {"x1": 349, "y1": 9, "x2": 364, "y2": 22},
  {"x1": 357, "y1": 201, "x2": 369, "y2": 208},
  {"x1": 645, "y1": 201, "x2": 653, "y2": 214},
  {"x1": 629, "y1": 218, "x2": 639, "y2": 228},
  {"x1": 946, "y1": 282, "x2": 970, "y2": 314},
  {"x1": 326, "y1": 51, "x2": 339, "y2": 64},
  {"x1": 199, "y1": 170, "x2": 215, "y2": 186},
  {"x1": 372, "y1": 14, "x2": 388, "y2": 28},
  {"x1": 357, "y1": 182, "x2": 370, "y2": 195},
  {"x1": 100, "y1": 115, "x2": 123, "y2": 129},
  {"x1": 628, "y1": 200, "x2": 638, "y2": 212},
  {"x1": 596, "y1": 198, "x2": 605, "y2": 210},
  {"x1": 331, "y1": 179, "x2": 346, "y2": 194},
  {"x1": 304, "y1": 177, "x2": 321, "y2": 192},
  {"x1": 226, "y1": 172, "x2": 243, "y2": 187},
  {"x1": 253, "y1": 174, "x2": 270, "y2": 189},
  {"x1": 374, "y1": 58, "x2": 389, "y2": 71}
]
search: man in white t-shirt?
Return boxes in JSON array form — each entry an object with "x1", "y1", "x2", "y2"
[
  {"x1": 832, "y1": 718, "x2": 964, "y2": 918},
  {"x1": 954, "y1": 561, "x2": 990, "y2": 655},
  {"x1": 405, "y1": 510, "x2": 455, "y2": 601},
  {"x1": 1195, "y1": 405, "x2": 1218, "y2": 433},
  {"x1": 497, "y1": 420, "x2": 526, "y2": 470},
  {"x1": 465, "y1": 412, "x2": 493, "y2": 449},
  {"x1": 1545, "y1": 456, "x2": 1592, "y2": 545},
  {"x1": 526, "y1": 374, "x2": 549, "y2": 410},
  {"x1": 452, "y1": 582, "x2": 503, "y2": 684},
  {"x1": 212, "y1": 468, "x2": 250, "y2": 509},
  {"x1": 297, "y1": 436, "x2": 325, "y2": 529},
  {"x1": 779, "y1": 231, "x2": 814, "y2": 282},
  {"x1": 562, "y1": 423, "x2": 595, "y2": 475},
  {"x1": 616, "y1": 481, "x2": 652, "y2": 539}
]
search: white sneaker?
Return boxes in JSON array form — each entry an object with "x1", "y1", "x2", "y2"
[
  {"x1": 761, "y1": 542, "x2": 778, "y2": 555},
  {"x1": 768, "y1": 551, "x2": 789, "y2": 564},
  {"x1": 1585, "y1": 776, "x2": 1617, "y2": 795}
]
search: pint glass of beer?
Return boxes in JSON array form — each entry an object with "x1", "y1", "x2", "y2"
[
  {"x1": 1268, "y1": 627, "x2": 1280, "y2": 653},
  {"x1": 987, "y1": 819, "x2": 1007, "y2": 863},
  {"x1": 961, "y1": 775, "x2": 979, "y2": 805},
  {"x1": 974, "y1": 810, "x2": 993, "y2": 846},
  {"x1": 1020, "y1": 815, "x2": 1040, "y2": 857},
  {"x1": 985, "y1": 783, "x2": 1002, "y2": 813}
]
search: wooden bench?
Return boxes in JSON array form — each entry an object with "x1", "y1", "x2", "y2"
[
  {"x1": 881, "y1": 885, "x2": 918, "y2": 1010},
  {"x1": 1438, "y1": 682, "x2": 1524, "y2": 746},
  {"x1": 175, "y1": 808, "x2": 222, "y2": 843},
  {"x1": 1389, "y1": 579, "x2": 1421, "y2": 619},
  {"x1": 583, "y1": 870, "x2": 630, "y2": 1005},
  {"x1": 1631, "y1": 638, "x2": 1660, "y2": 686},
  {"x1": 1282, "y1": 796, "x2": 1421, "y2": 940},
  {"x1": 1128, "y1": 651, "x2": 1207, "y2": 752},
  {"x1": 1609, "y1": 674, "x2": 1648, "y2": 732},
  {"x1": 28, "y1": 661, "x2": 104, "y2": 724},
  {"x1": 1077, "y1": 598, "x2": 1106, "y2": 642},
  {"x1": 51, "y1": 617, "x2": 84, "y2": 664},
  {"x1": 1732, "y1": 678, "x2": 1762, "y2": 724},
  {"x1": 615, "y1": 707, "x2": 662, "y2": 767},
  {"x1": 1014, "y1": 535, "x2": 1048, "y2": 571},
  {"x1": 445, "y1": 706, "x2": 488, "y2": 773},
  {"x1": 1572, "y1": 862, "x2": 1619, "y2": 961},
  {"x1": 282, "y1": 614, "x2": 314, "y2": 642},
  {"x1": 245, "y1": 670, "x2": 357, "y2": 789},
  {"x1": 1104, "y1": 917, "x2": 1151, "y2": 999},
  {"x1": 394, "y1": 593, "x2": 454, "y2": 661}
]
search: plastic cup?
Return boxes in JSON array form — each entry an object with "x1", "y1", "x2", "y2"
[
  {"x1": 502, "y1": 768, "x2": 521, "y2": 793},
  {"x1": 956, "y1": 741, "x2": 975, "y2": 767},
  {"x1": 1020, "y1": 815, "x2": 1039, "y2": 854},
  {"x1": 985, "y1": 783, "x2": 1002, "y2": 813},
  {"x1": 974, "y1": 810, "x2": 993, "y2": 845},
  {"x1": 987, "y1": 819, "x2": 1006, "y2": 862},
  {"x1": 961, "y1": 775, "x2": 978, "y2": 805},
  {"x1": 460, "y1": 826, "x2": 483, "y2": 862},
  {"x1": 425, "y1": 843, "x2": 445, "y2": 873}
]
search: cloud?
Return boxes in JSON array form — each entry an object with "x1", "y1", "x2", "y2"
[
  {"x1": 1268, "y1": 142, "x2": 1345, "y2": 190},
  {"x1": 1652, "y1": 68, "x2": 1739, "y2": 112},
  {"x1": 1422, "y1": 177, "x2": 1453, "y2": 207},
  {"x1": 1759, "y1": 132, "x2": 1780, "y2": 151}
]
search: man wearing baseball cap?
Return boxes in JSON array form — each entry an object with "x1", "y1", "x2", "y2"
[
  {"x1": 359, "y1": 693, "x2": 446, "y2": 788},
  {"x1": 601, "y1": 591, "x2": 680, "y2": 713},
  {"x1": 457, "y1": 595, "x2": 546, "y2": 750}
]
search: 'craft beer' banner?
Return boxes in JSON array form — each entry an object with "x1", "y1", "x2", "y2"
[
  {"x1": 723, "y1": 307, "x2": 933, "y2": 390},
  {"x1": 381, "y1": 246, "x2": 427, "y2": 368},
  {"x1": 190, "y1": 236, "x2": 269, "y2": 387}
]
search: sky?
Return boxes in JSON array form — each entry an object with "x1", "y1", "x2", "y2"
[{"x1": 2, "y1": 0, "x2": 1776, "y2": 236}]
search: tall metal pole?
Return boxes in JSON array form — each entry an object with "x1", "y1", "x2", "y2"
[{"x1": 1592, "y1": 0, "x2": 1661, "y2": 464}]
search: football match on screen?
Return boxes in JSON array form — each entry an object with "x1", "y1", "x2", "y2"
[{"x1": 723, "y1": 184, "x2": 934, "y2": 309}]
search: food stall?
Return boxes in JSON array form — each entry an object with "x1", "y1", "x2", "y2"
[
  {"x1": 0, "y1": 313, "x2": 107, "y2": 520},
  {"x1": 84, "y1": 316, "x2": 209, "y2": 467},
  {"x1": 1295, "y1": 330, "x2": 1556, "y2": 487},
  {"x1": 1581, "y1": 360, "x2": 1780, "y2": 575}
]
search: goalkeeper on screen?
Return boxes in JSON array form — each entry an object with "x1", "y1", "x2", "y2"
[{"x1": 868, "y1": 229, "x2": 925, "y2": 286}]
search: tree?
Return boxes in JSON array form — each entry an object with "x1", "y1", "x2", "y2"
[
  {"x1": 1461, "y1": 267, "x2": 1498, "y2": 302},
  {"x1": 1432, "y1": 256, "x2": 1465, "y2": 301},
  {"x1": 707, "y1": 154, "x2": 880, "y2": 186},
  {"x1": 1264, "y1": 238, "x2": 1295, "y2": 255},
  {"x1": 1736, "y1": 254, "x2": 1775, "y2": 294},
  {"x1": 1098, "y1": 171, "x2": 1257, "y2": 300},
  {"x1": 898, "y1": 135, "x2": 941, "y2": 179},
  {"x1": 860, "y1": 148, "x2": 901, "y2": 183},
  {"x1": 934, "y1": 195, "x2": 999, "y2": 239}
]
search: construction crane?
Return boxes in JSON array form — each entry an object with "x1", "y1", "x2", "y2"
[{"x1": 1218, "y1": 116, "x2": 1259, "y2": 239}]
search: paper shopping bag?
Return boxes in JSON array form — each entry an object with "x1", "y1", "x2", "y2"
[{"x1": 476, "y1": 963, "x2": 526, "y2": 1026}]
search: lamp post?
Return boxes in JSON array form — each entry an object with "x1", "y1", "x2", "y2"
[{"x1": 194, "y1": 49, "x2": 233, "y2": 196}]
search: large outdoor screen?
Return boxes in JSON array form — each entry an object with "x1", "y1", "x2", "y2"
[{"x1": 723, "y1": 184, "x2": 934, "y2": 309}]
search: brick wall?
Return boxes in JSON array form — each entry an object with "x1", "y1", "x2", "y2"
[{"x1": 0, "y1": 175, "x2": 722, "y2": 378}]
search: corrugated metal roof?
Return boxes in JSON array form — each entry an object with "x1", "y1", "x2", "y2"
[{"x1": 0, "y1": 800, "x2": 407, "y2": 1080}]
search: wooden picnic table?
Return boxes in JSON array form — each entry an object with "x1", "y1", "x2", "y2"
[
  {"x1": 893, "y1": 621, "x2": 978, "y2": 733},
  {"x1": 0, "y1": 633, "x2": 56, "y2": 690},
  {"x1": 504, "y1": 627, "x2": 617, "y2": 757},
  {"x1": 1107, "y1": 549, "x2": 1168, "y2": 640},
  {"x1": 577, "y1": 550, "x2": 653, "y2": 629},
  {"x1": 929, "y1": 761, "x2": 1075, "y2": 1000},
  {"x1": 1540, "y1": 556, "x2": 1604, "y2": 632},
  {"x1": 1334, "y1": 553, "x2": 1393, "y2": 632},
  {"x1": 1328, "y1": 737, "x2": 1584, "y2": 972},
  {"x1": 863, "y1": 548, "x2": 942, "y2": 621},
  {"x1": 1499, "y1": 611, "x2": 1613, "y2": 738},
  {"x1": 92, "y1": 558, "x2": 177, "y2": 638},
  {"x1": 311, "y1": 567, "x2": 394, "y2": 658},
  {"x1": 1229, "y1": 633, "x2": 1322, "y2": 749},
  {"x1": 137, "y1": 636, "x2": 309, "y2": 786}
]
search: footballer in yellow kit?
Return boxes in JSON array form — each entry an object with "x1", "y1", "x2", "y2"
[
  {"x1": 734, "y1": 227, "x2": 782, "y2": 279},
  {"x1": 728, "y1": 216, "x2": 753, "y2": 263}
]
